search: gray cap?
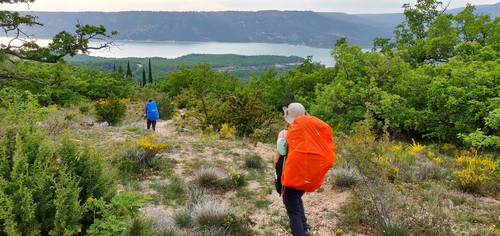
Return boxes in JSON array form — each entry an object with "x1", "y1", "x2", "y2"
[{"x1": 283, "y1": 103, "x2": 306, "y2": 124}]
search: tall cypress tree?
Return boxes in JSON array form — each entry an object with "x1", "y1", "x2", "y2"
[
  {"x1": 148, "y1": 59, "x2": 153, "y2": 84},
  {"x1": 142, "y1": 67, "x2": 146, "y2": 87},
  {"x1": 126, "y1": 60, "x2": 132, "y2": 77}
]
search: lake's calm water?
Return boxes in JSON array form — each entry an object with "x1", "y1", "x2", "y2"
[
  {"x1": 0, "y1": 37, "x2": 335, "y2": 66},
  {"x1": 90, "y1": 41, "x2": 336, "y2": 67}
]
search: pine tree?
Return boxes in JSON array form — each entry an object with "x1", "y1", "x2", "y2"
[
  {"x1": 126, "y1": 60, "x2": 132, "y2": 78},
  {"x1": 142, "y1": 67, "x2": 146, "y2": 87},
  {"x1": 148, "y1": 59, "x2": 153, "y2": 84}
]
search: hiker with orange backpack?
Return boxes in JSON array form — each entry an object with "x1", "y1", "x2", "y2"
[{"x1": 275, "y1": 103, "x2": 335, "y2": 236}]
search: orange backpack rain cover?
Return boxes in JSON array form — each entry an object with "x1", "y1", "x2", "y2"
[{"x1": 281, "y1": 115, "x2": 335, "y2": 192}]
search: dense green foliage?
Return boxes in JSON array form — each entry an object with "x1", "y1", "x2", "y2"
[
  {"x1": 157, "y1": 63, "x2": 278, "y2": 137},
  {"x1": 0, "y1": 121, "x2": 114, "y2": 234},
  {"x1": 94, "y1": 98, "x2": 127, "y2": 125},
  {"x1": 2, "y1": 61, "x2": 137, "y2": 106},
  {"x1": 66, "y1": 54, "x2": 304, "y2": 83},
  {"x1": 0, "y1": 89, "x2": 148, "y2": 235},
  {"x1": 3, "y1": 1, "x2": 499, "y2": 147}
]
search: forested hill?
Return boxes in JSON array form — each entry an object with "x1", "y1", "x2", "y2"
[
  {"x1": 16, "y1": 3, "x2": 499, "y2": 49},
  {"x1": 21, "y1": 10, "x2": 388, "y2": 48}
]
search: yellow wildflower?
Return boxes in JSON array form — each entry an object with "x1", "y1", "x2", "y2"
[
  {"x1": 409, "y1": 139, "x2": 425, "y2": 156},
  {"x1": 219, "y1": 123, "x2": 237, "y2": 138},
  {"x1": 376, "y1": 155, "x2": 389, "y2": 165},
  {"x1": 453, "y1": 154, "x2": 497, "y2": 192},
  {"x1": 391, "y1": 144, "x2": 402, "y2": 154}
]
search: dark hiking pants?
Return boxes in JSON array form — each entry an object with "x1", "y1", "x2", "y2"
[
  {"x1": 283, "y1": 187, "x2": 308, "y2": 236},
  {"x1": 147, "y1": 119, "x2": 157, "y2": 131}
]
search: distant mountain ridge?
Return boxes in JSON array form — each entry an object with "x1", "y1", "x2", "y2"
[{"x1": 18, "y1": 3, "x2": 499, "y2": 49}]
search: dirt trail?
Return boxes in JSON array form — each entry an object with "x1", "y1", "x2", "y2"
[{"x1": 145, "y1": 119, "x2": 352, "y2": 235}]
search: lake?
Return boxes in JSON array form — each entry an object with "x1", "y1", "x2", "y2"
[
  {"x1": 0, "y1": 37, "x2": 336, "y2": 67},
  {"x1": 89, "y1": 41, "x2": 336, "y2": 67}
]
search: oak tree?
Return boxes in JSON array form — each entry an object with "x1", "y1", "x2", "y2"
[{"x1": 0, "y1": 0, "x2": 117, "y2": 85}]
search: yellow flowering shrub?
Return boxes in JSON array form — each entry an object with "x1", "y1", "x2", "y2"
[
  {"x1": 409, "y1": 139, "x2": 425, "y2": 156},
  {"x1": 219, "y1": 123, "x2": 237, "y2": 139},
  {"x1": 387, "y1": 166, "x2": 399, "y2": 182},
  {"x1": 225, "y1": 165, "x2": 246, "y2": 188},
  {"x1": 452, "y1": 153, "x2": 497, "y2": 192},
  {"x1": 442, "y1": 143, "x2": 456, "y2": 153},
  {"x1": 94, "y1": 98, "x2": 126, "y2": 125},
  {"x1": 335, "y1": 153, "x2": 343, "y2": 164},
  {"x1": 137, "y1": 134, "x2": 168, "y2": 153},
  {"x1": 49, "y1": 104, "x2": 59, "y2": 112},
  {"x1": 376, "y1": 155, "x2": 389, "y2": 165},
  {"x1": 391, "y1": 143, "x2": 403, "y2": 154},
  {"x1": 433, "y1": 157, "x2": 443, "y2": 164},
  {"x1": 119, "y1": 133, "x2": 168, "y2": 176},
  {"x1": 171, "y1": 111, "x2": 181, "y2": 122}
]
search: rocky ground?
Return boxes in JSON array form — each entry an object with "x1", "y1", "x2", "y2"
[{"x1": 137, "y1": 119, "x2": 353, "y2": 235}]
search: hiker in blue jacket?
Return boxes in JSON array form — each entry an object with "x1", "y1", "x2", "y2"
[{"x1": 144, "y1": 99, "x2": 160, "y2": 131}]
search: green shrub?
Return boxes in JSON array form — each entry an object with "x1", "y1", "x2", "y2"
[
  {"x1": 94, "y1": 98, "x2": 127, "y2": 125},
  {"x1": 174, "y1": 210, "x2": 192, "y2": 228},
  {"x1": 0, "y1": 127, "x2": 117, "y2": 235},
  {"x1": 244, "y1": 154, "x2": 264, "y2": 170},
  {"x1": 387, "y1": 166, "x2": 399, "y2": 183},
  {"x1": 194, "y1": 167, "x2": 228, "y2": 190},
  {"x1": 187, "y1": 186, "x2": 205, "y2": 205},
  {"x1": 155, "y1": 94, "x2": 176, "y2": 120},
  {"x1": 235, "y1": 188, "x2": 256, "y2": 199},
  {"x1": 331, "y1": 168, "x2": 358, "y2": 188},
  {"x1": 0, "y1": 88, "x2": 48, "y2": 125},
  {"x1": 78, "y1": 102, "x2": 91, "y2": 114},
  {"x1": 254, "y1": 199, "x2": 271, "y2": 209},
  {"x1": 380, "y1": 225, "x2": 408, "y2": 236},
  {"x1": 118, "y1": 148, "x2": 146, "y2": 176},
  {"x1": 117, "y1": 134, "x2": 168, "y2": 177},
  {"x1": 339, "y1": 119, "x2": 406, "y2": 234},
  {"x1": 150, "y1": 176, "x2": 186, "y2": 205},
  {"x1": 452, "y1": 153, "x2": 497, "y2": 193},
  {"x1": 414, "y1": 161, "x2": 442, "y2": 181},
  {"x1": 85, "y1": 192, "x2": 145, "y2": 235},
  {"x1": 128, "y1": 217, "x2": 156, "y2": 236},
  {"x1": 225, "y1": 165, "x2": 247, "y2": 188},
  {"x1": 221, "y1": 212, "x2": 254, "y2": 235},
  {"x1": 157, "y1": 229, "x2": 177, "y2": 236},
  {"x1": 193, "y1": 200, "x2": 253, "y2": 235},
  {"x1": 250, "y1": 127, "x2": 275, "y2": 144},
  {"x1": 194, "y1": 200, "x2": 227, "y2": 228},
  {"x1": 339, "y1": 200, "x2": 365, "y2": 227}
]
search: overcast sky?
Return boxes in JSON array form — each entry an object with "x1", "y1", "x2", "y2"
[{"x1": 2, "y1": 0, "x2": 499, "y2": 14}]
